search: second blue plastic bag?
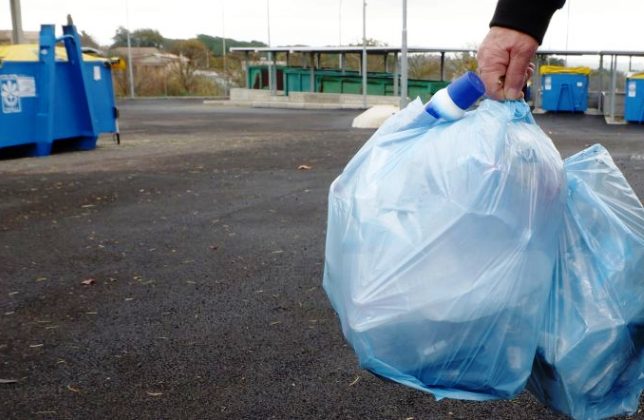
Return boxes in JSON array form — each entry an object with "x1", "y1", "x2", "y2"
[
  {"x1": 528, "y1": 144, "x2": 644, "y2": 419},
  {"x1": 323, "y1": 100, "x2": 566, "y2": 400}
]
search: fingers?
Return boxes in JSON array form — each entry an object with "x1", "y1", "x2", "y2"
[
  {"x1": 504, "y1": 50, "x2": 534, "y2": 100},
  {"x1": 477, "y1": 27, "x2": 539, "y2": 101},
  {"x1": 476, "y1": 37, "x2": 509, "y2": 100},
  {"x1": 479, "y1": 69, "x2": 505, "y2": 100},
  {"x1": 526, "y1": 62, "x2": 535, "y2": 81}
]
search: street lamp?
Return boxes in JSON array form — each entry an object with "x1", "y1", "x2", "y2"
[
  {"x1": 10, "y1": 0, "x2": 25, "y2": 44},
  {"x1": 222, "y1": 1, "x2": 228, "y2": 96},
  {"x1": 338, "y1": 0, "x2": 342, "y2": 46},
  {"x1": 125, "y1": 0, "x2": 135, "y2": 98},
  {"x1": 401, "y1": 0, "x2": 408, "y2": 107},
  {"x1": 266, "y1": 0, "x2": 274, "y2": 95},
  {"x1": 362, "y1": 0, "x2": 367, "y2": 108}
]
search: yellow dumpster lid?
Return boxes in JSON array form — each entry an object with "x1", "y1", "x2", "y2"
[
  {"x1": 540, "y1": 65, "x2": 592, "y2": 76},
  {"x1": 627, "y1": 72, "x2": 644, "y2": 80},
  {"x1": 0, "y1": 44, "x2": 106, "y2": 62}
]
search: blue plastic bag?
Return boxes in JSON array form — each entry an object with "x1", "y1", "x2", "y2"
[
  {"x1": 528, "y1": 144, "x2": 644, "y2": 419},
  {"x1": 323, "y1": 100, "x2": 566, "y2": 400}
]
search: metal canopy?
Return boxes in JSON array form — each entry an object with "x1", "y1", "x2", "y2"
[
  {"x1": 230, "y1": 46, "x2": 476, "y2": 54},
  {"x1": 232, "y1": 45, "x2": 644, "y2": 122},
  {"x1": 230, "y1": 46, "x2": 644, "y2": 57}
]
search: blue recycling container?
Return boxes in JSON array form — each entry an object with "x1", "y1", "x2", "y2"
[
  {"x1": 625, "y1": 75, "x2": 644, "y2": 123},
  {"x1": 0, "y1": 21, "x2": 118, "y2": 157},
  {"x1": 540, "y1": 67, "x2": 590, "y2": 112}
]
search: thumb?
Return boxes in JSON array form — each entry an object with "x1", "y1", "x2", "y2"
[{"x1": 504, "y1": 51, "x2": 533, "y2": 99}]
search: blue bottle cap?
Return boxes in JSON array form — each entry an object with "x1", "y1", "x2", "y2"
[{"x1": 447, "y1": 71, "x2": 486, "y2": 110}]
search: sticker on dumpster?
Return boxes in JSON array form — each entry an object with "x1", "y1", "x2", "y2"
[
  {"x1": 93, "y1": 66, "x2": 101, "y2": 81},
  {"x1": 0, "y1": 75, "x2": 21, "y2": 113},
  {"x1": 17, "y1": 76, "x2": 36, "y2": 97},
  {"x1": 628, "y1": 81, "x2": 636, "y2": 98},
  {"x1": 576, "y1": 81, "x2": 583, "y2": 88},
  {"x1": 544, "y1": 76, "x2": 552, "y2": 91}
]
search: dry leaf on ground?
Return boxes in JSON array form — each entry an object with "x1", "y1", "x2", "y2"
[{"x1": 147, "y1": 391, "x2": 163, "y2": 397}]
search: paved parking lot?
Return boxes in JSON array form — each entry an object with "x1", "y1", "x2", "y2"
[{"x1": 1, "y1": 99, "x2": 643, "y2": 418}]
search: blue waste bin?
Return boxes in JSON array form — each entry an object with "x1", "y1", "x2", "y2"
[
  {"x1": 540, "y1": 66, "x2": 590, "y2": 112},
  {"x1": 625, "y1": 74, "x2": 644, "y2": 123},
  {"x1": 0, "y1": 20, "x2": 118, "y2": 157}
]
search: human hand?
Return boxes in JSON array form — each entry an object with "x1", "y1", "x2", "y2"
[{"x1": 477, "y1": 26, "x2": 539, "y2": 100}]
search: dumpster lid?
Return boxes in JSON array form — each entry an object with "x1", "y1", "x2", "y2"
[
  {"x1": 627, "y1": 72, "x2": 644, "y2": 80},
  {"x1": 0, "y1": 44, "x2": 106, "y2": 62},
  {"x1": 540, "y1": 65, "x2": 592, "y2": 76}
]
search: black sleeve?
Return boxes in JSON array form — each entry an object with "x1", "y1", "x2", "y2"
[{"x1": 489, "y1": 0, "x2": 566, "y2": 45}]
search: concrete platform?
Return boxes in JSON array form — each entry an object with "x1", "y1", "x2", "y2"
[
  {"x1": 352, "y1": 105, "x2": 399, "y2": 128},
  {"x1": 206, "y1": 87, "x2": 401, "y2": 110}
]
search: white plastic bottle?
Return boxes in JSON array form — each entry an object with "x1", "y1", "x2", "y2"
[{"x1": 377, "y1": 71, "x2": 486, "y2": 135}]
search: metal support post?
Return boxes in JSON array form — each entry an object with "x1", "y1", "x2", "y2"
[
  {"x1": 393, "y1": 52, "x2": 399, "y2": 97},
  {"x1": 440, "y1": 52, "x2": 446, "y2": 81},
  {"x1": 610, "y1": 55, "x2": 617, "y2": 121},
  {"x1": 598, "y1": 54, "x2": 603, "y2": 112},
  {"x1": 267, "y1": 52, "x2": 273, "y2": 94},
  {"x1": 400, "y1": 0, "x2": 408, "y2": 107},
  {"x1": 533, "y1": 55, "x2": 541, "y2": 109},
  {"x1": 272, "y1": 52, "x2": 277, "y2": 95},
  {"x1": 309, "y1": 53, "x2": 315, "y2": 92},
  {"x1": 244, "y1": 51, "x2": 250, "y2": 88}
]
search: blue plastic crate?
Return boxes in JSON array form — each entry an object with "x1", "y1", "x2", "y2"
[
  {"x1": 625, "y1": 78, "x2": 644, "y2": 123},
  {"x1": 541, "y1": 73, "x2": 589, "y2": 112}
]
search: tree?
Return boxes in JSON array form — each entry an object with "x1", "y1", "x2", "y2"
[
  {"x1": 541, "y1": 55, "x2": 566, "y2": 66},
  {"x1": 80, "y1": 31, "x2": 100, "y2": 49},
  {"x1": 197, "y1": 34, "x2": 266, "y2": 56},
  {"x1": 168, "y1": 39, "x2": 211, "y2": 92},
  {"x1": 112, "y1": 27, "x2": 166, "y2": 49},
  {"x1": 349, "y1": 38, "x2": 388, "y2": 47},
  {"x1": 446, "y1": 51, "x2": 478, "y2": 79}
]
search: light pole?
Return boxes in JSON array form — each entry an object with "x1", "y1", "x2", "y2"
[
  {"x1": 10, "y1": 0, "x2": 25, "y2": 44},
  {"x1": 222, "y1": 2, "x2": 228, "y2": 96},
  {"x1": 400, "y1": 0, "x2": 408, "y2": 107},
  {"x1": 362, "y1": 0, "x2": 367, "y2": 108},
  {"x1": 125, "y1": 0, "x2": 135, "y2": 98},
  {"x1": 266, "y1": 0, "x2": 274, "y2": 95},
  {"x1": 338, "y1": 0, "x2": 342, "y2": 45},
  {"x1": 338, "y1": 0, "x2": 344, "y2": 69}
]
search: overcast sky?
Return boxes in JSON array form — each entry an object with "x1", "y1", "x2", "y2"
[{"x1": 1, "y1": 0, "x2": 640, "y2": 53}]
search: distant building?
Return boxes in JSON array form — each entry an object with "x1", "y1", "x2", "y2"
[{"x1": 110, "y1": 47, "x2": 188, "y2": 69}]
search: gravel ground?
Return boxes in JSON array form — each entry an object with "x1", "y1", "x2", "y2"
[{"x1": 1, "y1": 99, "x2": 643, "y2": 419}]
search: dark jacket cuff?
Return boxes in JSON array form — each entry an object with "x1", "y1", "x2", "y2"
[{"x1": 489, "y1": 0, "x2": 565, "y2": 44}]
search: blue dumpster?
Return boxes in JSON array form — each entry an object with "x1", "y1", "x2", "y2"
[
  {"x1": 540, "y1": 66, "x2": 591, "y2": 112},
  {"x1": 0, "y1": 19, "x2": 118, "y2": 157},
  {"x1": 625, "y1": 73, "x2": 644, "y2": 123}
]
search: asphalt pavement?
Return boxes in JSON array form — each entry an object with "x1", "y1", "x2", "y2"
[{"x1": 1, "y1": 99, "x2": 643, "y2": 419}]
